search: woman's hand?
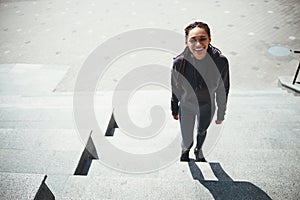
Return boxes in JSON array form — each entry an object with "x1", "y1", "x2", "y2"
[
  {"x1": 215, "y1": 120, "x2": 223, "y2": 124},
  {"x1": 173, "y1": 115, "x2": 179, "y2": 120}
]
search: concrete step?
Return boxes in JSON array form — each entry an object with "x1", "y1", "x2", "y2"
[
  {"x1": 0, "y1": 172, "x2": 54, "y2": 200},
  {"x1": 57, "y1": 161, "x2": 284, "y2": 200},
  {"x1": 0, "y1": 107, "x2": 74, "y2": 129},
  {"x1": 88, "y1": 148, "x2": 299, "y2": 183},
  {"x1": 59, "y1": 176, "x2": 211, "y2": 200},
  {"x1": 0, "y1": 129, "x2": 83, "y2": 151},
  {"x1": 207, "y1": 153, "x2": 299, "y2": 184},
  {"x1": 0, "y1": 64, "x2": 69, "y2": 95},
  {"x1": 88, "y1": 159, "x2": 189, "y2": 180},
  {"x1": 102, "y1": 122, "x2": 180, "y2": 154},
  {"x1": 0, "y1": 149, "x2": 81, "y2": 175},
  {"x1": 0, "y1": 93, "x2": 72, "y2": 108},
  {"x1": 0, "y1": 93, "x2": 113, "y2": 131},
  {"x1": 88, "y1": 155, "x2": 299, "y2": 197},
  {"x1": 0, "y1": 128, "x2": 92, "y2": 175},
  {"x1": 0, "y1": 128, "x2": 95, "y2": 198},
  {"x1": 59, "y1": 161, "x2": 216, "y2": 199}
]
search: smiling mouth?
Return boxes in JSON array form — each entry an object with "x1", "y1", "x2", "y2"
[{"x1": 193, "y1": 47, "x2": 204, "y2": 53}]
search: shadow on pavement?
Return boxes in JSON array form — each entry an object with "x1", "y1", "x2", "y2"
[{"x1": 188, "y1": 161, "x2": 272, "y2": 200}]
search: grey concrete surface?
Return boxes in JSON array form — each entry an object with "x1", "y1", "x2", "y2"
[
  {"x1": 0, "y1": 0, "x2": 300, "y2": 199},
  {"x1": 60, "y1": 175, "x2": 213, "y2": 200},
  {"x1": 0, "y1": 0, "x2": 299, "y2": 91},
  {"x1": 0, "y1": 64, "x2": 69, "y2": 94},
  {"x1": 0, "y1": 172, "x2": 46, "y2": 200}
]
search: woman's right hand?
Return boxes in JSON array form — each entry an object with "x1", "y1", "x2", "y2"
[{"x1": 173, "y1": 115, "x2": 179, "y2": 120}]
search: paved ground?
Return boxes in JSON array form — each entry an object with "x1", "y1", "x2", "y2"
[
  {"x1": 0, "y1": 0, "x2": 299, "y2": 91},
  {"x1": 0, "y1": 0, "x2": 300, "y2": 199}
]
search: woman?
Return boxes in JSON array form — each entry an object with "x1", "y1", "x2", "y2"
[{"x1": 171, "y1": 21, "x2": 230, "y2": 162}]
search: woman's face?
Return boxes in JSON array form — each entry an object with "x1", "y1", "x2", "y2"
[{"x1": 186, "y1": 27, "x2": 211, "y2": 60}]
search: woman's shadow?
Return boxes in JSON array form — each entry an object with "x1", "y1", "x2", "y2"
[{"x1": 188, "y1": 161, "x2": 272, "y2": 200}]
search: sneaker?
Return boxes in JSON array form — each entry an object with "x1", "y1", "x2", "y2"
[
  {"x1": 194, "y1": 148, "x2": 207, "y2": 162},
  {"x1": 180, "y1": 151, "x2": 190, "y2": 162}
]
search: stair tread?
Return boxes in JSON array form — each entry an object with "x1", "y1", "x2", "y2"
[
  {"x1": 0, "y1": 172, "x2": 46, "y2": 200},
  {"x1": 58, "y1": 172, "x2": 297, "y2": 200}
]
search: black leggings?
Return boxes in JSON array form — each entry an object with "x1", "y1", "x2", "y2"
[{"x1": 179, "y1": 102, "x2": 214, "y2": 152}]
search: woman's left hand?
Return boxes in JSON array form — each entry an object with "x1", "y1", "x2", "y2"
[{"x1": 215, "y1": 120, "x2": 223, "y2": 124}]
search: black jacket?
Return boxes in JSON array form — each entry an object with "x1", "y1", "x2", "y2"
[{"x1": 171, "y1": 44, "x2": 230, "y2": 120}]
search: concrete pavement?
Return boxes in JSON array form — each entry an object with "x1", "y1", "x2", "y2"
[{"x1": 0, "y1": 0, "x2": 299, "y2": 91}]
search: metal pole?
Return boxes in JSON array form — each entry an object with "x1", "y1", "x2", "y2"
[
  {"x1": 292, "y1": 62, "x2": 300, "y2": 85},
  {"x1": 292, "y1": 50, "x2": 300, "y2": 85}
]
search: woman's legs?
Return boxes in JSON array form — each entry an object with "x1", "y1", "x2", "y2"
[
  {"x1": 195, "y1": 103, "x2": 214, "y2": 161},
  {"x1": 196, "y1": 103, "x2": 214, "y2": 149},
  {"x1": 179, "y1": 104, "x2": 196, "y2": 153}
]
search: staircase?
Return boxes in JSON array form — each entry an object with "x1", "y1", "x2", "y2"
[{"x1": 0, "y1": 64, "x2": 299, "y2": 200}]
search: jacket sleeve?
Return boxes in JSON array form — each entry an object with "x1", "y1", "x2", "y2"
[
  {"x1": 216, "y1": 57, "x2": 230, "y2": 120},
  {"x1": 171, "y1": 58, "x2": 183, "y2": 116}
]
